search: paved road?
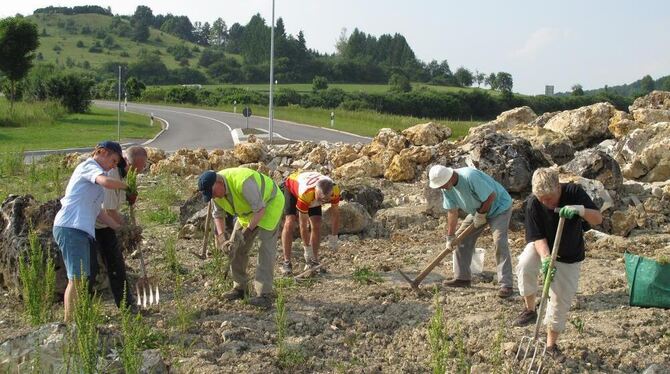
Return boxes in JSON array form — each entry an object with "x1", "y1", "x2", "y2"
[{"x1": 95, "y1": 101, "x2": 371, "y2": 152}]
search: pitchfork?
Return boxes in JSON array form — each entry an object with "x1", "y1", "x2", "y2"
[
  {"x1": 516, "y1": 213, "x2": 565, "y2": 373},
  {"x1": 129, "y1": 204, "x2": 160, "y2": 309}
]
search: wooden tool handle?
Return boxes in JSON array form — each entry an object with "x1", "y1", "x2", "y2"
[
  {"x1": 201, "y1": 201, "x2": 213, "y2": 257},
  {"x1": 414, "y1": 224, "x2": 476, "y2": 284}
]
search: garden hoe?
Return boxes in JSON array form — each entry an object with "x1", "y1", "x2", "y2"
[
  {"x1": 199, "y1": 201, "x2": 213, "y2": 259},
  {"x1": 129, "y1": 204, "x2": 160, "y2": 309},
  {"x1": 398, "y1": 223, "x2": 477, "y2": 294},
  {"x1": 515, "y1": 214, "x2": 566, "y2": 374}
]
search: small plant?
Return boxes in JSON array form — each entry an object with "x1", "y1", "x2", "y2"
[
  {"x1": 490, "y1": 316, "x2": 507, "y2": 373},
  {"x1": 119, "y1": 286, "x2": 146, "y2": 374},
  {"x1": 352, "y1": 267, "x2": 382, "y2": 285},
  {"x1": 66, "y1": 274, "x2": 103, "y2": 374},
  {"x1": 0, "y1": 149, "x2": 24, "y2": 177},
  {"x1": 173, "y1": 275, "x2": 195, "y2": 333},
  {"x1": 453, "y1": 323, "x2": 470, "y2": 374},
  {"x1": 164, "y1": 234, "x2": 181, "y2": 274},
  {"x1": 275, "y1": 278, "x2": 305, "y2": 368},
  {"x1": 18, "y1": 230, "x2": 56, "y2": 325},
  {"x1": 657, "y1": 255, "x2": 670, "y2": 265},
  {"x1": 570, "y1": 316, "x2": 585, "y2": 335},
  {"x1": 126, "y1": 167, "x2": 138, "y2": 196},
  {"x1": 428, "y1": 293, "x2": 450, "y2": 374}
]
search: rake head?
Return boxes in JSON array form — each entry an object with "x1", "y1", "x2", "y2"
[
  {"x1": 135, "y1": 277, "x2": 160, "y2": 309},
  {"x1": 515, "y1": 335, "x2": 547, "y2": 374}
]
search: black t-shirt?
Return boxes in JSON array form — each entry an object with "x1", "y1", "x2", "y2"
[{"x1": 525, "y1": 183, "x2": 598, "y2": 263}]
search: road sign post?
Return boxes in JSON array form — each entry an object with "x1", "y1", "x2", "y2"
[
  {"x1": 234, "y1": 100, "x2": 237, "y2": 114},
  {"x1": 330, "y1": 112, "x2": 335, "y2": 127},
  {"x1": 243, "y1": 107, "x2": 252, "y2": 129}
]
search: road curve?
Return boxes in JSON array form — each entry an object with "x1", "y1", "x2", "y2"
[{"x1": 95, "y1": 101, "x2": 371, "y2": 153}]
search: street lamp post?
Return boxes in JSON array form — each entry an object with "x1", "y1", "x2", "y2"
[
  {"x1": 117, "y1": 65, "x2": 121, "y2": 142},
  {"x1": 268, "y1": 0, "x2": 275, "y2": 143}
]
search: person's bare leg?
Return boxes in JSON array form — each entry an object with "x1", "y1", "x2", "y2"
[
  {"x1": 523, "y1": 294, "x2": 536, "y2": 311},
  {"x1": 64, "y1": 279, "x2": 79, "y2": 323},
  {"x1": 309, "y1": 216, "x2": 322, "y2": 262},
  {"x1": 547, "y1": 329, "x2": 559, "y2": 347},
  {"x1": 281, "y1": 216, "x2": 296, "y2": 262}
]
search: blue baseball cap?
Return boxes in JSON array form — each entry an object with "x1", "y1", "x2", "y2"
[
  {"x1": 198, "y1": 170, "x2": 217, "y2": 202},
  {"x1": 97, "y1": 141, "x2": 127, "y2": 170}
]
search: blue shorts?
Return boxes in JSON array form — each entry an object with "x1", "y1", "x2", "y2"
[{"x1": 53, "y1": 226, "x2": 92, "y2": 279}]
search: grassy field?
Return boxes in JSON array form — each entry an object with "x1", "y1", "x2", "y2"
[
  {"x1": 0, "y1": 99, "x2": 157, "y2": 152},
  {"x1": 26, "y1": 13, "x2": 217, "y2": 72}
]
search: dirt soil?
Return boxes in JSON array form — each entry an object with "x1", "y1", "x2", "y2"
[{"x1": 1, "y1": 182, "x2": 669, "y2": 374}]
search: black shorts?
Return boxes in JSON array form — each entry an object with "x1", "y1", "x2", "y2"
[{"x1": 282, "y1": 185, "x2": 322, "y2": 217}]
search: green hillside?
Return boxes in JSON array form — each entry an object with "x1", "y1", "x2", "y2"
[{"x1": 26, "y1": 13, "x2": 223, "y2": 73}]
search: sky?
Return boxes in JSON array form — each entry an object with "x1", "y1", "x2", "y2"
[{"x1": 3, "y1": 0, "x2": 669, "y2": 94}]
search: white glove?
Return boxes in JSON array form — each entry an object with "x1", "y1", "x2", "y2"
[
  {"x1": 473, "y1": 212, "x2": 487, "y2": 228},
  {"x1": 327, "y1": 235, "x2": 338, "y2": 251},
  {"x1": 303, "y1": 245, "x2": 315, "y2": 263},
  {"x1": 446, "y1": 234, "x2": 455, "y2": 249}
]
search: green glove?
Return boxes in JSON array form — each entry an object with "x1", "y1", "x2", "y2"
[
  {"x1": 559, "y1": 205, "x2": 585, "y2": 219},
  {"x1": 541, "y1": 257, "x2": 556, "y2": 279}
]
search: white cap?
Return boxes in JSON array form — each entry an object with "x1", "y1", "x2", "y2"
[{"x1": 428, "y1": 165, "x2": 454, "y2": 189}]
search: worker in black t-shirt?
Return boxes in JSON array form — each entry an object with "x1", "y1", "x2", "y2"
[{"x1": 514, "y1": 168, "x2": 602, "y2": 360}]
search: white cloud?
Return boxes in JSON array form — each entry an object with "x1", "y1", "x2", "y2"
[{"x1": 511, "y1": 27, "x2": 563, "y2": 59}]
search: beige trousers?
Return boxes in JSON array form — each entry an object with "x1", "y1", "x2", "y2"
[
  {"x1": 230, "y1": 221, "x2": 278, "y2": 296},
  {"x1": 517, "y1": 242, "x2": 582, "y2": 332}
]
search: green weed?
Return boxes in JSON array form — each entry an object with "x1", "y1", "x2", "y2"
[
  {"x1": 352, "y1": 266, "x2": 382, "y2": 285},
  {"x1": 66, "y1": 274, "x2": 103, "y2": 374},
  {"x1": 275, "y1": 278, "x2": 305, "y2": 369},
  {"x1": 18, "y1": 230, "x2": 56, "y2": 325},
  {"x1": 0, "y1": 149, "x2": 24, "y2": 177},
  {"x1": 490, "y1": 316, "x2": 507, "y2": 374},
  {"x1": 427, "y1": 293, "x2": 450, "y2": 374},
  {"x1": 172, "y1": 275, "x2": 195, "y2": 333},
  {"x1": 570, "y1": 316, "x2": 585, "y2": 335},
  {"x1": 163, "y1": 235, "x2": 183, "y2": 275},
  {"x1": 453, "y1": 323, "x2": 470, "y2": 374}
]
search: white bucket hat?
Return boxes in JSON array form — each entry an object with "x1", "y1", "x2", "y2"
[{"x1": 428, "y1": 165, "x2": 454, "y2": 189}]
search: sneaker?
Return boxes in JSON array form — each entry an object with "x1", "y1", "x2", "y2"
[
  {"x1": 513, "y1": 308, "x2": 537, "y2": 327},
  {"x1": 497, "y1": 287, "x2": 514, "y2": 299},
  {"x1": 248, "y1": 295, "x2": 273, "y2": 309},
  {"x1": 443, "y1": 278, "x2": 471, "y2": 288},
  {"x1": 281, "y1": 261, "x2": 293, "y2": 276},
  {"x1": 223, "y1": 288, "x2": 246, "y2": 301},
  {"x1": 545, "y1": 345, "x2": 565, "y2": 362}
]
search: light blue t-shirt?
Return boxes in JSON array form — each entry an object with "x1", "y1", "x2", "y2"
[
  {"x1": 54, "y1": 158, "x2": 106, "y2": 237},
  {"x1": 441, "y1": 167, "x2": 512, "y2": 217}
]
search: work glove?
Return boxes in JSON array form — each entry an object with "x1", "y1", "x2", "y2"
[
  {"x1": 540, "y1": 257, "x2": 557, "y2": 279},
  {"x1": 303, "y1": 245, "x2": 315, "y2": 263},
  {"x1": 327, "y1": 235, "x2": 338, "y2": 251},
  {"x1": 446, "y1": 234, "x2": 456, "y2": 249},
  {"x1": 559, "y1": 205, "x2": 585, "y2": 219},
  {"x1": 126, "y1": 192, "x2": 138, "y2": 206},
  {"x1": 473, "y1": 212, "x2": 487, "y2": 228}
]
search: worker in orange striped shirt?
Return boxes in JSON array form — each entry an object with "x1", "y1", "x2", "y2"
[{"x1": 280, "y1": 171, "x2": 341, "y2": 275}]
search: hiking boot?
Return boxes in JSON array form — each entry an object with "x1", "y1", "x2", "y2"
[
  {"x1": 223, "y1": 288, "x2": 246, "y2": 301},
  {"x1": 546, "y1": 345, "x2": 566, "y2": 362},
  {"x1": 513, "y1": 308, "x2": 537, "y2": 327},
  {"x1": 497, "y1": 287, "x2": 514, "y2": 299},
  {"x1": 248, "y1": 294, "x2": 273, "y2": 309},
  {"x1": 443, "y1": 278, "x2": 471, "y2": 288},
  {"x1": 281, "y1": 261, "x2": 293, "y2": 276}
]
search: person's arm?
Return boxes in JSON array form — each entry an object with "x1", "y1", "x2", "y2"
[
  {"x1": 97, "y1": 210, "x2": 121, "y2": 230},
  {"x1": 330, "y1": 205, "x2": 339, "y2": 235},
  {"x1": 95, "y1": 175, "x2": 127, "y2": 190},
  {"x1": 446, "y1": 209, "x2": 459, "y2": 236},
  {"x1": 246, "y1": 208, "x2": 265, "y2": 233},
  {"x1": 582, "y1": 208, "x2": 602, "y2": 226},
  {"x1": 477, "y1": 192, "x2": 496, "y2": 214},
  {"x1": 533, "y1": 238, "x2": 551, "y2": 258},
  {"x1": 104, "y1": 209, "x2": 125, "y2": 226}
]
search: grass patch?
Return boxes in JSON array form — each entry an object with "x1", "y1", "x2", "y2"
[
  {"x1": 171, "y1": 275, "x2": 196, "y2": 333},
  {"x1": 0, "y1": 153, "x2": 71, "y2": 203},
  {"x1": 0, "y1": 98, "x2": 157, "y2": 152},
  {"x1": 140, "y1": 174, "x2": 181, "y2": 225},
  {"x1": 0, "y1": 100, "x2": 66, "y2": 128},
  {"x1": 18, "y1": 230, "x2": 56, "y2": 326},
  {"x1": 352, "y1": 267, "x2": 382, "y2": 285}
]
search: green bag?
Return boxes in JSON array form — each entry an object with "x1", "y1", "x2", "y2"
[{"x1": 624, "y1": 252, "x2": 670, "y2": 309}]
